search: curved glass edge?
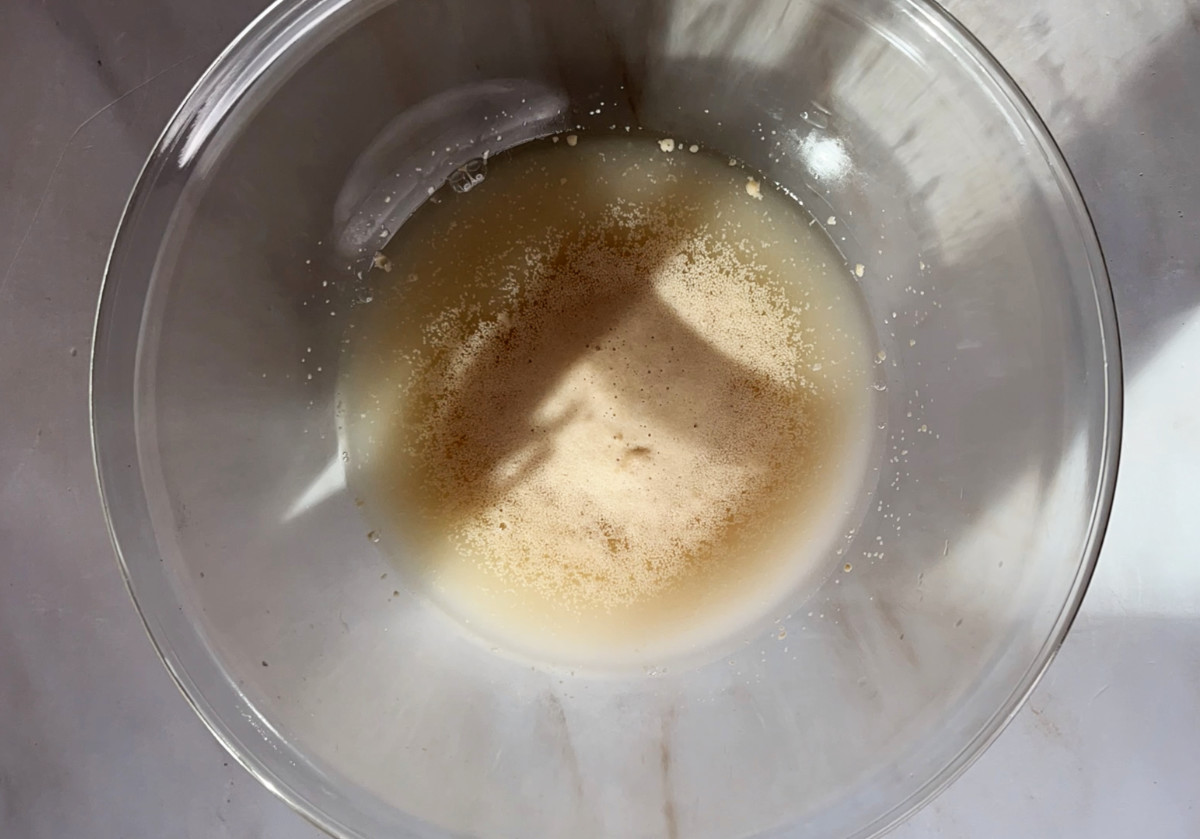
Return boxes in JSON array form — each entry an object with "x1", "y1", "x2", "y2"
[
  {"x1": 90, "y1": 0, "x2": 1125, "y2": 837},
  {"x1": 853, "y1": 3, "x2": 1123, "y2": 838},
  {"x1": 91, "y1": 0, "x2": 378, "y2": 837}
]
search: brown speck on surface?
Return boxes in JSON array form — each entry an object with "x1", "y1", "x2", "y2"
[
  {"x1": 1030, "y1": 705, "x2": 1063, "y2": 740},
  {"x1": 541, "y1": 692, "x2": 584, "y2": 798},
  {"x1": 660, "y1": 709, "x2": 678, "y2": 839}
]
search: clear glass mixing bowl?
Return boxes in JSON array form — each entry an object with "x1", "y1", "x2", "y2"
[{"x1": 91, "y1": 0, "x2": 1121, "y2": 836}]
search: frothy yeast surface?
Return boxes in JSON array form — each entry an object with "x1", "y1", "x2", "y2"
[{"x1": 340, "y1": 134, "x2": 874, "y2": 668}]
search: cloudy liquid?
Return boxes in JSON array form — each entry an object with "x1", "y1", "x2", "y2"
[{"x1": 341, "y1": 135, "x2": 875, "y2": 667}]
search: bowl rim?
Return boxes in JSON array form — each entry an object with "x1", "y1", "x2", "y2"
[{"x1": 90, "y1": 1, "x2": 1123, "y2": 837}]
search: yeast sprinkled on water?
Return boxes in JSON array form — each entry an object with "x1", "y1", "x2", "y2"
[{"x1": 340, "y1": 134, "x2": 874, "y2": 667}]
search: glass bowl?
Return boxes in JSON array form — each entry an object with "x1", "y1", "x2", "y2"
[{"x1": 92, "y1": 0, "x2": 1120, "y2": 836}]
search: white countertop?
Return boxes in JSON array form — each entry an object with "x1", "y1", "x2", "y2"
[{"x1": 1, "y1": 0, "x2": 1196, "y2": 836}]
